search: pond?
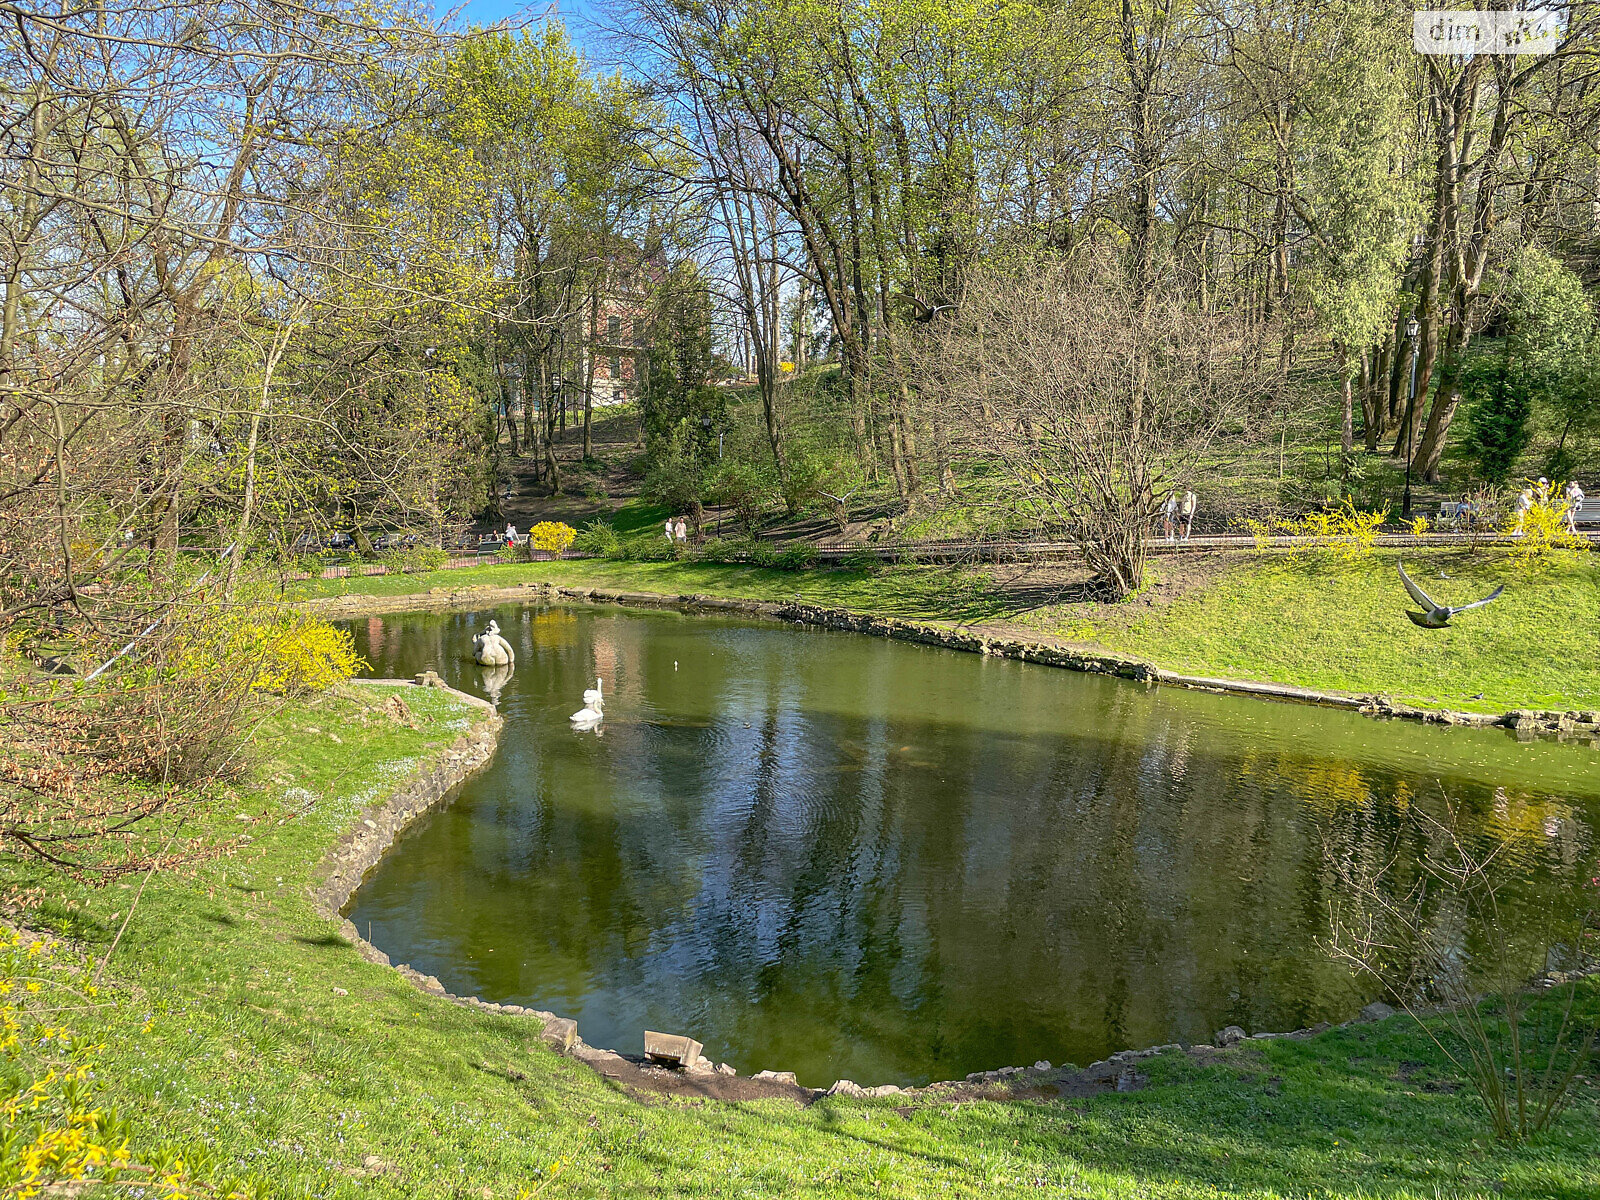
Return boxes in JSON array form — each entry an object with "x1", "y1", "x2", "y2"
[{"x1": 344, "y1": 603, "x2": 1600, "y2": 1088}]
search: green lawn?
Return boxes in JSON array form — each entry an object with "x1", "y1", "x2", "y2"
[
  {"x1": 296, "y1": 546, "x2": 1600, "y2": 715},
  {"x1": 1029, "y1": 549, "x2": 1600, "y2": 715},
  {"x1": 11, "y1": 684, "x2": 1599, "y2": 1199}
]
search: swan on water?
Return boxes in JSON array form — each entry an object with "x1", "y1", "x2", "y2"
[{"x1": 571, "y1": 677, "x2": 604, "y2": 726}]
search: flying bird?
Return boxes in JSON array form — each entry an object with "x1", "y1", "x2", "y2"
[
  {"x1": 1397, "y1": 561, "x2": 1503, "y2": 628},
  {"x1": 893, "y1": 292, "x2": 957, "y2": 323}
]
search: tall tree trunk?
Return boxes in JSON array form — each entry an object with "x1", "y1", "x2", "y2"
[
  {"x1": 1359, "y1": 348, "x2": 1381, "y2": 452},
  {"x1": 582, "y1": 286, "x2": 598, "y2": 459},
  {"x1": 227, "y1": 310, "x2": 300, "y2": 596},
  {"x1": 1338, "y1": 343, "x2": 1354, "y2": 455}
]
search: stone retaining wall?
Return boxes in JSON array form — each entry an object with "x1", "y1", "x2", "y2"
[
  {"x1": 310, "y1": 676, "x2": 500, "y2": 945},
  {"x1": 305, "y1": 582, "x2": 1599, "y2": 742}
]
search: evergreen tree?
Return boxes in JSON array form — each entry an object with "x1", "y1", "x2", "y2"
[{"x1": 1462, "y1": 248, "x2": 1593, "y2": 483}]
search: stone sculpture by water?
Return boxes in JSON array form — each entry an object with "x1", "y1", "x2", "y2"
[{"x1": 471, "y1": 620, "x2": 515, "y2": 666}]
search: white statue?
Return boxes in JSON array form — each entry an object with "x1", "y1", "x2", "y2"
[
  {"x1": 480, "y1": 661, "x2": 513, "y2": 706},
  {"x1": 472, "y1": 620, "x2": 515, "y2": 667},
  {"x1": 571, "y1": 677, "x2": 603, "y2": 727}
]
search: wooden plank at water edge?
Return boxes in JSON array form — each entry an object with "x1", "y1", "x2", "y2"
[{"x1": 643, "y1": 1030, "x2": 703, "y2": 1067}]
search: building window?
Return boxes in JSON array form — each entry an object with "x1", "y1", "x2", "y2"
[
  {"x1": 609, "y1": 355, "x2": 621, "y2": 379},
  {"x1": 631, "y1": 317, "x2": 643, "y2": 345},
  {"x1": 607, "y1": 315, "x2": 621, "y2": 343}
]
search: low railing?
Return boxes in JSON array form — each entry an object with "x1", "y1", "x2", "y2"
[
  {"x1": 259, "y1": 523, "x2": 1600, "y2": 581},
  {"x1": 809, "y1": 528, "x2": 1600, "y2": 564},
  {"x1": 288, "y1": 548, "x2": 590, "y2": 581}
]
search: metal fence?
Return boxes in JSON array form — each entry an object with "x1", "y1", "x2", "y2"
[
  {"x1": 271, "y1": 526, "x2": 1599, "y2": 579},
  {"x1": 289, "y1": 548, "x2": 590, "y2": 581}
]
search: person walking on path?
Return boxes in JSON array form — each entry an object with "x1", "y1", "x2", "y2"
[
  {"x1": 674, "y1": 517, "x2": 689, "y2": 544},
  {"x1": 504, "y1": 523, "x2": 518, "y2": 550},
  {"x1": 665, "y1": 517, "x2": 675, "y2": 544},
  {"x1": 1180, "y1": 490, "x2": 1197, "y2": 540},
  {"x1": 1161, "y1": 492, "x2": 1178, "y2": 542},
  {"x1": 1565, "y1": 480, "x2": 1585, "y2": 532}
]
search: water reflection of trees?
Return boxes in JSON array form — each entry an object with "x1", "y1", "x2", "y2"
[{"x1": 345, "y1": 608, "x2": 1600, "y2": 1085}]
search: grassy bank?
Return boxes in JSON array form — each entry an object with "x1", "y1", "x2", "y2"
[
  {"x1": 294, "y1": 547, "x2": 1600, "y2": 715},
  {"x1": 9, "y1": 683, "x2": 1599, "y2": 1198}
]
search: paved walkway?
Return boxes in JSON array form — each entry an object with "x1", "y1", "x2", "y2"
[
  {"x1": 808, "y1": 530, "x2": 1600, "y2": 563},
  {"x1": 291, "y1": 528, "x2": 1597, "y2": 579}
]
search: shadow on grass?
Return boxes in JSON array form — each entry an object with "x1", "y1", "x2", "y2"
[
  {"x1": 293, "y1": 932, "x2": 351, "y2": 948},
  {"x1": 795, "y1": 1033, "x2": 1600, "y2": 1199}
]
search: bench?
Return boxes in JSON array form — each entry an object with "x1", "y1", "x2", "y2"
[{"x1": 1434, "y1": 500, "x2": 1598, "y2": 530}]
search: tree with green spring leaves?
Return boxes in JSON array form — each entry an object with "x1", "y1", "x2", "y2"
[
  {"x1": 1462, "y1": 248, "x2": 1595, "y2": 483},
  {"x1": 640, "y1": 263, "x2": 724, "y2": 528}
]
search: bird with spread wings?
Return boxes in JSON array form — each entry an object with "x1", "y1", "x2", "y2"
[{"x1": 1396, "y1": 561, "x2": 1504, "y2": 628}]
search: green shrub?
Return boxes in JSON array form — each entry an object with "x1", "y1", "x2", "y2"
[
  {"x1": 379, "y1": 546, "x2": 448, "y2": 574},
  {"x1": 745, "y1": 539, "x2": 781, "y2": 568},
  {"x1": 572, "y1": 519, "x2": 624, "y2": 558},
  {"x1": 709, "y1": 459, "x2": 776, "y2": 533},
  {"x1": 617, "y1": 535, "x2": 676, "y2": 563},
  {"x1": 688, "y1": 536, "x2": 740, "y2": 564},
  {"x1": 1460, "y1": 357, "x2": 1535, "y2": 484},
  {"x1": 779, "y1": 448, "x2": 831, "y2": 515},
  {"x1": 775, "y1": 544, "x2": 817, "y2": 571}
]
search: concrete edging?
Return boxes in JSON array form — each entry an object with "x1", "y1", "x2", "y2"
[{"x1": 305, "y1": 581, "x2": 1599, "y2": 740}]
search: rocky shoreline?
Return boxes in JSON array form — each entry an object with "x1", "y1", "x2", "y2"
[{"x1": 306, "y1": 581, "x2": 1600, "y2": 742}]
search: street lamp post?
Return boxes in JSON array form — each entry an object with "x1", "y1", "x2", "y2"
[{"x1": 1403, "y1": 316, "x2": 1420, "y2": 519}]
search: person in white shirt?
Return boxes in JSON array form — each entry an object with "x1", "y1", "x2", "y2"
[
  {"x1": 1161, "y1": 492, "x2": 1178, "y2": 543},
  {"x1": 673, "y1": 517, "x2": 688, "y2": 543},
  {"x1": 1513, "y1": 486, "x2": 1534, "y2": 536},
  {"x1": 665, "y1": 517, "x2": 674, "y2": 543},
  {"x1": 1180, "y1": 490, "x2": 1198, "y2": 540},
  {"x1": 1565, "y1": 480, "x2": 1585, "y2": 532}
]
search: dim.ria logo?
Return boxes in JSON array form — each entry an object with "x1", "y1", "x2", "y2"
[{"x1": 1413, "y1": 9, "x2": 1563, "y2": 55}]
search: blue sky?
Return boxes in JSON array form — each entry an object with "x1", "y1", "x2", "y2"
[{"x1": 451, "y1": 0, "x2": 598, "y2": 41}]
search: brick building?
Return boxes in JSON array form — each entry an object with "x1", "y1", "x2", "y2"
[{"x1": 585, "y1": 239, "x2": 664, "y2": 404}]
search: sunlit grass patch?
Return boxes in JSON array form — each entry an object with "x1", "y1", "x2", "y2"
[{"x1": 1059, "y1": 549, "x2": 1600, "y2": 713}]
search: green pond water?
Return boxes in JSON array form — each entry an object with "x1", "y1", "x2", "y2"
[{"x1": 344, "y1": 603, "x2": 1600, "y2": 1088}]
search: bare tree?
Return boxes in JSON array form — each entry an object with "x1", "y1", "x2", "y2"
[
  {"x1": 0, "y1": 1, "x2": 453, "y2": 873},
  {"x1": 918, "y1": 251, "x2": 1277, "y2": 597}
]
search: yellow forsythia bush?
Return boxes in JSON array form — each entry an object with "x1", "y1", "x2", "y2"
[
  {"x1": 529, "y1": 521, "x2": 576, "y2": 555},
  {"x1": 1273, "y1": 499, "x2": 1388, "y2": 562},
  {"x1": 251, "y1": 618, "x2": 366, "y2": 694},
  {"x1": 1504, "y1": 495, "x2": 1585, "y2": 571}
]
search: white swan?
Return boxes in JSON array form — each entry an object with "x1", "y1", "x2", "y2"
[{"x1": 571, "y1": 677, "x2": 604, "y2": 726}]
